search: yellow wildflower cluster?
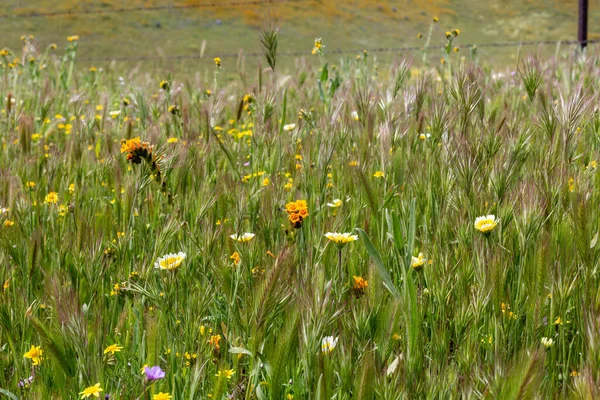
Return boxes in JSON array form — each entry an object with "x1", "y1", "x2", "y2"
[
  {"x1": 311, "y1": 38, "x2": 324, "y2": 55},
  {"x1": 228, "y1": 122, "x2": 253, "y2": 139},
  {"x1": 242, "y1": 170, "x2": 266, "y2": 183},
  {"x1": 501, "y1": 303, "x2": 517, "y2": 320}
]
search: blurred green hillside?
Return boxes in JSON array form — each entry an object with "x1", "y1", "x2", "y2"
[{"x1": 0, "y1": 0, "x2": 598, "y2": 73}]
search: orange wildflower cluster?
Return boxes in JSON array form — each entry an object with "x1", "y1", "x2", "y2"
[
  {"x1": 285, "y1": 200, "x2": 309, "y2": 229},
  {"x1": 353, "y1": 276, "x2": 368, "y2": 297},
  {"x1": 120, "y1": 137, "x2": 153, "y2": 165},
  {"x1": 208, "y1": 334, "x2": 222, "y2": 350}
]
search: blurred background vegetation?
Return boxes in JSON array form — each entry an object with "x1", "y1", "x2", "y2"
[{"x1": 1, "y1": 0, "x2": 599, "y2": 74}]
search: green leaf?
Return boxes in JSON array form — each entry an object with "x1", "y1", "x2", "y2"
[
  {"x1": 0, "y1": 389, "x2": 19, "y2": 400},
  {"x1": 229, "y1": 347, "x2": 253, "y2": 357},
  {"x1": 357, "y1": 228, "x2": 399, "y2": 298},
  {"x1": 320, "y1": 63, "x2": 329, "y2": 82}
]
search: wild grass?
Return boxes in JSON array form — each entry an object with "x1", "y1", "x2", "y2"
[{"x1": 1, "y1": 29, "x2": 600, "y2": 399}]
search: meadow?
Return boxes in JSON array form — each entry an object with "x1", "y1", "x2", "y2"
[{"x1": 2, "y1": 23, "x2": 600, "y2": 400}]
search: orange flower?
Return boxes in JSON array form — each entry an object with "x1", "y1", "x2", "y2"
[
  {"x1": 208, "y1": 334, "x2": 222, "y2": 350},
  {"x1": 284, "y1": 200, "x2": 309, "y2": 229}
]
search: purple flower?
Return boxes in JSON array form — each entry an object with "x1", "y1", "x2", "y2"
[
  {"x1": 18, "y1": 375, "x2": 33, "y2": 387},
  {"x1": 144, "y1": 365, "x2": 166, "y2": 381}
]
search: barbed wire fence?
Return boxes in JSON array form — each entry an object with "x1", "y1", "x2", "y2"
[
  {"x1": 77, "y1": 39, "x2": 600, "y2": 63},
  {"x1": 1, "y1": 1, "x2": 597, "y2": 63}
]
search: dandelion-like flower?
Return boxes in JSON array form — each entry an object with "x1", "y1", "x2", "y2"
[
  {"x1": 474, "y1": 215, "x2": 499, "y2": 234},
  {"x1": 541, "y1": 337, "x2": 554, "y2": 348},
  {"x1": 153, "y1": 393, "x2": 172, "y2": 400},
  {"x1": 103, "y1": 343, "x2": 123, "y2": 355},
  {"x1": 23, "y1": 345, "x2": 42, "y2": 366},
  {"x1": 214, "y1": 57, "x2": 221, "y2": 68},
  {"x1": 67, "y1": 35, "x2": 79, "y2": 42},
  {"x1": 324, "y1": 232, "x2": 358, "y2": 247},
  {"x1": 79, "y1": 383, "x2": 102, "y2": 399},
  {"x1": 321, "y1": 336, "x2": 338, "y2": 354},
  {"x1": 159, "y1": 80, "x2": 169, "y2": 90},
  {"x1": 230, "y1": 233, "x2": 255, "y2": 243},
  {"x1": 44, "y1": 192, "x2": 59, "y2": 204},
  {"x1": 215, "y1": 369, "x2": 235, "y2": 379},
  {"x1": 373, "y1": 171, "x2": 384, "y2": 178},
  {"x1": 411, "y1": 252, "x2": 426, "y2": 271},
  {"x1": 155, "y1": 252, "x2": 186, "y2": 270}
]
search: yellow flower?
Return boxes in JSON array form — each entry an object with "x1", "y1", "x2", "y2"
[
  {"x1": 411, "y1": 252, "x2": 426, "y2": 271},
  {"x1": 67, "y1": 35, "x2": 79, "y2": 42},
  {"x1": 167, "y1": 137, "x2": 178, "y2": 143},
  {"x1": 103, "y1": 343, "x2": 123, "y2": 355},
  {"x1": 433, "y1": 16, "x2": 439, "y2": 23},
  {"x1": 373, "y1": 171, "x2": 384, "y2": 178},
  {"x1": 26, "y1": 181, "x2": 36, "y2": 189},
  {"x1": 58, "y1": 204, "x2": 68, "y2": 217},
  {"x1": 24, "y1": 345, "x2": 43, "y2": 365},
  {"x1": 474, "y1": 215, "x2": 499, "y2": 234},
  {"x1": 230, "y1": 233, "x2": 255, "y2": 243},
  {"x1": 230, "y1": 251, "x2": 241, "y2": 265},
  {"x1": 324, "y1": 232, "x2": 358, "y2": 246},
  {"x1": 568, "y1": 177, "x2": 575, "y2": 192},
  {"x1": 155, "y1": 252, "x2": 187, "y2": 270},
  {"x1": 262, "y1": 177, "x2": 270, "y2": 187},
  {"x1": 79, "y1": 383, "x2": 102, "y2": 398},
  {"x1": 214, "y1": 57, "x2": 221, "y2": 67},
  {"x1": 153, "y1": 393, "x2": 172, "y2": 400},
  {"x1": 311, "y1": 38, "x2": 324, "y2": 55},
  {"x1": 215, "y1": 369, "x2": 235, "y2": 379},
  {"x1": 3, "y1": 220, "x2": 14, "y2": 227},
  {"x1": 44, "y1": 192, "x2": 59, "y2": 204},
  {"x1": 159, "y1": 80, "x2": 169, "y2": 90}
]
